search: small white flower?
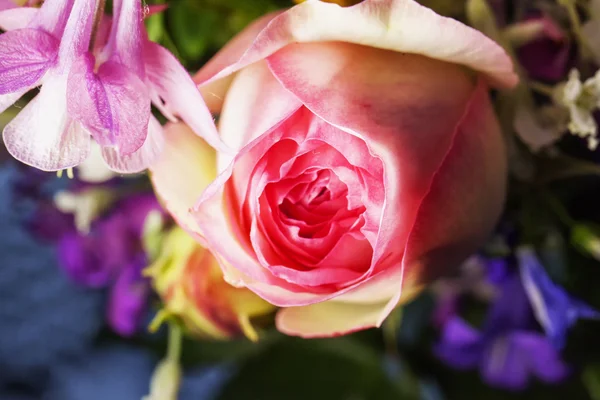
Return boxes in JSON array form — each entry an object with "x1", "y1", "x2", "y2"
[
  {"x1": 556, "y1": 69, "x2": 600, "y2": 150},
  {"x1": 53, "y1": 188, "x2": 115, "y2": 233}
]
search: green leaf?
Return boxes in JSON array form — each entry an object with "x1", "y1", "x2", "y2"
[
  {"x1": 167, "y1": 0, "x2": 220, "y2": 63},
  {"x1": 216, "y1": 336, "x2": 418, "y2": 400},
  {"x1": 145, "y1": 12, "x2": 165, "y2": 43},
  {"x1": 571, "y1": 223, "x2": 600, "y2": 261},
  {"x1": 584, "y1": 364, "x2": 600, "y2": 400},
  {"x1": 179, "y1": 330, "x2": 281, "y2": 367}
]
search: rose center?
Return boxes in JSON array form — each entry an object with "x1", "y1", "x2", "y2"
[{"x1": 276, "y1": 169, "x2": 363, "y2": 240}]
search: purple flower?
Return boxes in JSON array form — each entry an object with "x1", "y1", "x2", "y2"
[
  {"x1": 435, "y1": 272, "x2": 570, "y2": 390},
  {"x1": 57, "y1": 193, "x2": 162, "y2": 337},
  {"x1": 437, "y1": 317, "x2": 569, "y2": 391},
  {"x1": 515, "y1": 16, "x2": 573, "y2": 82},
  {"x1": 0, "y1": 0, "x2": 224, "y2": 172},
  {"x1": 517, "y1": 247, "x2": 600, "y2": 350}
]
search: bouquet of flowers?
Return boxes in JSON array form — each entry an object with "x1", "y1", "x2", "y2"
[{"x1": 2, "y1": 0, "x2": 600, "y2": 399}]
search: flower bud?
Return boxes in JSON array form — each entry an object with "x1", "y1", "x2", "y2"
[
  {"x1": 146, "y1": 228, "x2": 275, "y2": 341},
  {"x1": 143, "y1": 357, "x2": 182, "y2": 400},
  {"x1": 571, "y1": 223, "x2": 600, "y2": 261}
]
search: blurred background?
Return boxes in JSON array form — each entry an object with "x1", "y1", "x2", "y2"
[{"x1": 3, "y1": 0, "x2": 600, "y2": 399}]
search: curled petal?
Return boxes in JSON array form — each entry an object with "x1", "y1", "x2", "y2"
[
  {"x1": 3, "y1": 76, "x2": 91, "y2": 171},
  {"x1": 0, "y1": 29, "x2": 59, "y2": 94},
  {"x1": 195, "y1": 0, "x2": 517, "y2": 89},
  {"x1": 67, "y1": 54, "x2": 150, "y2": 155}
]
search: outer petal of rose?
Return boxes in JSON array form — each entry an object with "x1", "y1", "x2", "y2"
[
  {"x1": 194, "y1": 0, "x2": 517, "y2": 89},
  {"x1": 3, "y1": 77, "x2": 91, "y2": 171},
  {"x1": 267, "y1": 42, "x2": 476, "y2": 271},
  {"x1": 143, "y1": 41, "x2": 226, "y2": 153},
  {"x1": 0, "y1": 7, "x2": 37, "y2": 30},
  {"x1": 377, "y1": 80, "x2": 507, "y2": 323},
  {"x1": 0, "y1": 29, "x2": 59, "y2": 94},
  {"x1": 217, "y1": 60, "x2": 302, "y2": 172},
  {"x1": 149, "y1": 122, "x2": 217, "y2": 233},
  {"x1": 276, "y1": 300, "x2": 389, "y2": 338},
  {"x1": 102, "y1": 116, "x2": 164, "y2": 173},
  {"x1": 67, "y1": 55, "x2": 150, "y2": 154}
]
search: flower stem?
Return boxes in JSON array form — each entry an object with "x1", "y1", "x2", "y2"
[
  {"x1": 167, "y1": 323, "x2": 182, "y2": 362},
  {"x1": 559, "y1": 0, "x2": 594, "y2": 61},
  {"x1": 529, "y1": 81, "x2": 556, "y2": 97},
  {"x1": 542, "y1": 191, "x2": 576, "y2": 227},
  {"x1": 89, "y1": 0, "x2": 107, "y2": 52}
]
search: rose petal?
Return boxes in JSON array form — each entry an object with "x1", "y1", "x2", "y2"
[
  {"x1": 374, "y1": 79, "x2": 506, "y2": 325},
  {"x1": 195, "y1": 0, "x2": 517, "y2": 89},
  {"x1": 193, "y1": 109, "x2": 383, "y2": 306},
  {"x1": 268, "y1": 42, "x2": 477, "y2": 272},
  {"x1": 143, "y1": 41, "x2": 226, "y2": 153},
  {"x1": 67, "y1": 55, "x2": 150, "y2": 155},
  {"x1": 0, "y1": 7, "x2": 37, "y2": 31},
  {"x1": 149, "y1": 122, "x2": 217, "y2": 233},
  {"x1": 400, "y1": 79, "x2": 506, "y2": 299},
  {"x1": 217, "y1": 60, "x2": 302, "y2": 172},
  {"x1": 275, "y1": 299, "x2": 389, "y2": 338},
  {"x1": 0, "y1": 28, "x2": 59, "y2": 94},
  {"x1": 3, "y1": 76, "x2": 91, "y2": 170},
  {"x1": 102, "y1": 115, "x2": 165, "y2": 173}
]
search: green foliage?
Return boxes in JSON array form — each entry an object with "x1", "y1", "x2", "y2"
[
  {"x1": 216, "y1": 335, "x2": 418, "y2": 400},
  {"x1": 146, "y1": 0, "x2": 290, "y2": 69}
]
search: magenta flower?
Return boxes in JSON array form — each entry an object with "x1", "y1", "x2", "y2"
[{"x1": 0, "y1": 0, "x2": 223, "y2": 172}]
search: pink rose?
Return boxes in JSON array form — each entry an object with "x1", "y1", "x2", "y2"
[{"x1": 151, "y1": 0, "x2": 517, "y2": 338}]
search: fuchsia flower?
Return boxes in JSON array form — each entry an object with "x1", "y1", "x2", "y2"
[{"x1": 0, "y1": 0, "x2": 223, "y2": 172}]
